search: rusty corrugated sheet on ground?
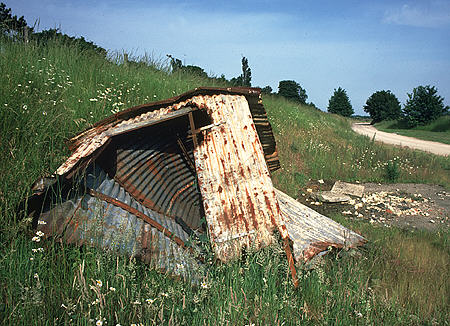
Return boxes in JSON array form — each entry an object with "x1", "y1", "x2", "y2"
[
  {"x1": 24, "y1": 87, "x2": 365, "y2": 285},
  {"x1": 275, "y1": 188, "x2": 366, "y2": 262}
]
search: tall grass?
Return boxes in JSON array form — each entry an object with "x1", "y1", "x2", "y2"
[{"x1": 1, "y1": 39, "x2": 449, "y2": 325}]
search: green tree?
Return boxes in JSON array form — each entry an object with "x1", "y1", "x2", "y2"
[
  {"x1": 167, "y1": 55, "x2": 183, "y2": 72},
  {"x1": 402, "y1": 85, "x2": 449, "y2": 127},
  {"x1": 183, "y1": 65, "x2": 208, "y2": 78},
  {"x1": 241, "y1": 57, "x2": 251, "y2": 87},
  {"x1": 167, "y1": 55, "x2": 208, "y2": 78},
  {"x1": 0, "y1": 2, "x2": 29, "y2": 38},
  {"x1": 278, "y1": 80, "x2": 308, "y2": 104},
  {"x1": 230, "y1": 56, "x2": 252, "y2": 87},
  {"x1": 261, "y1": 85, "x2": 273, "y2": 94},
  {"x1": 364, "y1": 90, "x2": 401, "y2": 124},
  {"x1": 33, "y1": 28, "x2": 107, "y2": 57},
  {"x1": 327, "y1": 87, "x2": 353, "y2": 117}
]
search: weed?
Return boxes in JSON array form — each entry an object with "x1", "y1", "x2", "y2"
[{"x1": 385, "y1": 160, "x2": 400, "y2": 182}]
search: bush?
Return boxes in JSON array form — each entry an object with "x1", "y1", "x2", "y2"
[
  {"x1": 364, "y1": 90, "x2": 401, "y2": 124},
  {"x1": 327, "y1": 87, "x2": 353, "y2": 117},
  {"x1": 385, "y1": 160, "x2": 400, "y2": 182},
  {"x1": 402, "y1": 85, "x2": 449, "y2": 127}
]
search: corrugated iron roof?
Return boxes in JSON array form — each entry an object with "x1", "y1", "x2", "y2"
[
  {"x1": 64, "y1": 87, "x2": 279, "y2": 176},
  {"x1": 25, "y1": 87, "x2": 365, "y2": 285}
]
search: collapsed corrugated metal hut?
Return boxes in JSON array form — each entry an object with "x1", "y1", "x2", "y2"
[{"x1": 25, "y1": 87, "x2": 365, "y2": 285}]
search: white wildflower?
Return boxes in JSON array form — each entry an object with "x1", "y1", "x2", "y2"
[{"x1": 96, "y1": 280, "x2": 103, "y2": 287}]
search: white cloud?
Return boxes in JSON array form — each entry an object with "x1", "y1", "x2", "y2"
[{"x1": 383, "y1": 2, "x2": 450, "y2": 28}]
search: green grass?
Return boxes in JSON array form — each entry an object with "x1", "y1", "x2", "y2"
[
  {"x1": 374, "y1": 116, "x2": 450, "y2": 144},
  {"x1": 1, "y1": 38, "x2": 449, "y2": 325}
]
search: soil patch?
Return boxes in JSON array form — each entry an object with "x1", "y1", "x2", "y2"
[{"x1": 297, "y1": 180, "x2": 449, "y2": 231}]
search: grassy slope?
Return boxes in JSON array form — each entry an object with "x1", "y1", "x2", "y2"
[
  {"x1": 374, "y1": 116, "x2": 450, "y2": 145},
  {"x1": 1, "y1": 40, "x2": 449, "y2": 325}
]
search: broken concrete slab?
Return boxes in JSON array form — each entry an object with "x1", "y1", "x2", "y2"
[
  {"x1": 331, "y1": 181, "x2": 365, "y2": 198},
  {"x1": 312, "y1": 191, "x2": 351, "y2": 203}
]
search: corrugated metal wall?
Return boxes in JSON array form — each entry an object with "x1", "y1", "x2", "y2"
[{"x1": 96, "y1": 116, "x2": 203, "y2": 230}]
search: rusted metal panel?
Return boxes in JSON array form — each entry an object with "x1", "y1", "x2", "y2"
[
  {"x1": 275, "y1": 188, "x2": 366, "y2": 262},
  {"x1": 36, "y1": 165, "x2": 203, "y2": 280},
  {"x1": 191, "y1": 94, "x2": 284, "y2": 262}
]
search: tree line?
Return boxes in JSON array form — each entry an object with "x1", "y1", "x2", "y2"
[{"x1": 0, "y1": 2, "x2": 107, "y2": 56}]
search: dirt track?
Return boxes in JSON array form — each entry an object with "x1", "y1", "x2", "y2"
[{"x1": 351, "y1": 123, "x2": 450, "y2": 156}]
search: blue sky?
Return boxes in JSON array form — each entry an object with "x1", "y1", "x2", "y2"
[{"x1": 8, "y1": 0, "x2": 450, "y2": 115}]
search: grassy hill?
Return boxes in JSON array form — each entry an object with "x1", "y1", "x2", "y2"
[{"x1": 1, "y1": 39, "x2": 448, "y2": 325}]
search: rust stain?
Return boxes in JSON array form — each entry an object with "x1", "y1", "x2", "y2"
[{"x1": 303, "y1": 241, "x2": 343, "y2": 262}]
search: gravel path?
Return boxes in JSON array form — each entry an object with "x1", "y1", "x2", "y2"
[{"x1": 351, "y1": 123, "x2": 450, "y2": 156}]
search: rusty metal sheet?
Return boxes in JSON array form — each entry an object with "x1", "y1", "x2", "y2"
[
  {"x1": 275, "y1": 188, "x2": 366, "y2": 262},
  {"x1": 191, "y1": 94, "x2": 284, "y2": 262},
  {"x1": 35, "y1": 165, "x2": 203, "y2": 281}
]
